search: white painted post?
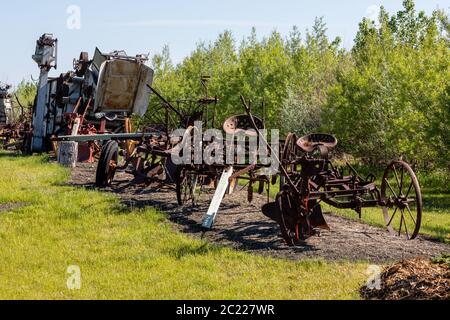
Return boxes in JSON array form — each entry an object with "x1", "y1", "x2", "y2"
[{"x1": 31, "y1": 69, "x2": 49, "y2": 152}]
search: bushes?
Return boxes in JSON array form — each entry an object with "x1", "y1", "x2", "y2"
[{"x1": 144, "y1": 1, "x2": 448, "y2": 170}]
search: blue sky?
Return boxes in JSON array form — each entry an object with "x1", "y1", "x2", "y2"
[{"x1": 0, "y1": 0, "x2": 448, "y2": 86}]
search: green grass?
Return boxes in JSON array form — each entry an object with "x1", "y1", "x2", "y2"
[{"x1": 0, "y1": 152, "x2": 368, "y2": 300}]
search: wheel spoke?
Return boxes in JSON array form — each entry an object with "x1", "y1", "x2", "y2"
[
  {"x1": 384, "y1": 178, "x2": 398, "y2": 198},
  {"x1": 405, "y1": 205, "x2": 417, "y2": 225},
  {"x1": 405, "y1": 181, "x2": 413, "y2": 198},
  {"x1": 398, "y1": 213, "x2": 403, "y2": 237},
  {"x1": 392, "y1": 165, "x2": 402, "y2": 194},
  {"x1": 401, "y1": 210, "x2": 410, "y2": 239},
  {"x1": 387, "y1": 207, "x2": 398, "y2": 227},
  {"x1": 400, "y1": 167, "x2": 404, "y2": 195}
]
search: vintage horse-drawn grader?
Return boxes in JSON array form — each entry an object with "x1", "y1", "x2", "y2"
[
  {"x1": 239, "y1": 99, "x2": 423, "y2": 245},
  {"x1": 60, "y1": 90, "x2": 423, "y2": 246},
  {"x1": 166, "y1": 97, "x2": 423, "y2": 245}
]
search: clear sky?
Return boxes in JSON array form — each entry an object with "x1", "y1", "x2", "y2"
[{"x1": 0, "y1": 0, "x2": 448, "y2": 86}]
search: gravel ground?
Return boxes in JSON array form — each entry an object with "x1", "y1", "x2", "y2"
[{"x1": 70, "y1": 162, "x2": 449, "y2": 264}]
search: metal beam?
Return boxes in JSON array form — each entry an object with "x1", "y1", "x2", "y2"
[{"x1": 54, "y1": 132, "x2": 163, "y2": 142}]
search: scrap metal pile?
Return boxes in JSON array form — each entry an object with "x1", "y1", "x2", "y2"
[
  {"x1": 0, "y1": 82, "x2": 31, "y2": 151},
  {"x1": 28, "y1": 33, "x2": 423, "y2": 246},
  {"x1": 360, "y1": 257, "x2": 450, "y2": 300},
  {"x1": 29, "y1": 34, "x2": 154, "y2": 162}
]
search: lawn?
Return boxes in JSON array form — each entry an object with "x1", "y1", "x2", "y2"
[{"x1": 0, "y1": 152, "x2": 368, "y2": 300}]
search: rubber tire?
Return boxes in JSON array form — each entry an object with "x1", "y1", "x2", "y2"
[{"x1": 95, "y1": 140, "x2": 118, "y2": 188}]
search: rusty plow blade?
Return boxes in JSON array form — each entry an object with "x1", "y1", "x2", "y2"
[
  {"x1": 261, "y1": 202, "x2": 281, "y2": 224},
  {"x1": 309, "y1": 205, "x2": 330, "y2": 231},
  {"x1": 262, "y1": 199, "x2": 330, "y2": 245}
]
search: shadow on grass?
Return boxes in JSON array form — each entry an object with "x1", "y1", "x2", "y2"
[
  {"x1": 65, "y1": 166, "x2": 322, "y2": 255},
  {"x1": 164, "y1": 242, "x2": 223, "y2": 259},
  {"x1": 420, "y1": 225, "x2": 450, "y2": 244},
  {"x1": 0, "y1": 152, "x2": 26, "y2": 159},
  {"x1": 422, "y1": 193, "x2": 450, "y2": 211}
]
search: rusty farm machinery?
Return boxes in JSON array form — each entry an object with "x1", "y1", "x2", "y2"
[
  {"x1": 159, "y1": 96, "x2": 423, "y2": 245},
  {"x1": 256, "y1": 120, "x2": 423, "y2": 245},
  {"x1": 57, "y1": 91, "x2": 423, "y2": 246},
  {"x1": 29, "y1": 34, "x2": 154, "y2": 164},
  {"x1": 0, "y1": 82, "x2": 31, "y2": 151},
  {"x1": 36, "y1": 32, "x2": 422, "y2": 246},
  {"x1": 57, "y1": 75, "x2": 220, "y2": 189}
]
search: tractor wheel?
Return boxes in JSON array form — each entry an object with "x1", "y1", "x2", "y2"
[{"x1": 95, "y1": 140, "x2": 118, "y2": 188}]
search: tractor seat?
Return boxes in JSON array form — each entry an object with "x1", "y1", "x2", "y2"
[
  {"x1": 297, "y1": 133, "x2": 338, "y2": 153},
  {"x1": 223, "y1": 115, "x2": 264, "y2": 137}
]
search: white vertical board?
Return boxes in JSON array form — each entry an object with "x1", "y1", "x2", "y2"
[{"x1": 202, "y1": 166, "x2": 234, "y2": 229}]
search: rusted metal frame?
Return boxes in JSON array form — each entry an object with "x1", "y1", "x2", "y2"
[
  {"x1": 240, "y1": 95, "x2": 299, "y2": 197},
  {"x1": 228, "y1": 164, "x2": 257, "y2": 182},
  {"x1": 322, "y1": 197, "x2": 379, "y2": 209},
  {"x1": 146, "y1": 85, "x2": 183, "y2": 121}
]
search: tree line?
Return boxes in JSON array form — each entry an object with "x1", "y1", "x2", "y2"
[
  {"x1": 146, "y1": 0, "x2": 449, "y2": 170},
  {"x1": 14, "y1": 1, "x2": 448, "y2": 170}
]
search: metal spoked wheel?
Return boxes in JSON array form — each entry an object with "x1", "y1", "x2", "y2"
[
  {"x1": 276, "y1": 190, "x2": 302, "y2": 246},
  {"x1": 276, "y1": 133, "x2": 298, "y2": 187},
  {"x1": 95, "y1": 140, "x2": 119, "y2": 188},
  {"x1": 381, "y1": 160, "x2": 422, "y2": 239},
  {"x1": 281, "y1": 133, "x2": 298, "y2": 173}
]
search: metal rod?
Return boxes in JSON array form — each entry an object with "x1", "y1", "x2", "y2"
[
  {"x1": 147, "y1": 85, "x2": 183, "y2": 120},
  {"x1": 53, "y1": 132, "x2": 163, "y2": 142},
  {"x1": 240, "y1": 95, "x2": 301, "y2": 197}
]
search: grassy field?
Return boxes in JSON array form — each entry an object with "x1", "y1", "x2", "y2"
[{"x1": 0, "y1": 152, "x2": 369, "y2": 300}]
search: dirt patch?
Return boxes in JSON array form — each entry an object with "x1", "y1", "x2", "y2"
[
  {"x1": 70, "y1": 163, "x2": 449, "y2": 264},
  {"x1": 360, "y1": 257, "x2": 449, "y2": 300},
  {"x1": 0, "y1": 202, "x2": 26, "y2": 213}
]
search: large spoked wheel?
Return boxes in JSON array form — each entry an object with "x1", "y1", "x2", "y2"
[
  {"x1": 276, "y1": 133, "x2": 298, "y2": 187},
  {"x1": 381, "y1": 160, "x2": 422, "y2": 239},
  {"x1": 276, "y1": 190, "x2": 303, "y2": 246},
  {"x1": 95, "y1": 140, "x2": 119, "y2": 188},
  {"x1": 175, "y1": 166, "x2": 198, "y2": 206},
  {"x1": 281, "y1": 133, "x2": 298, "y2": 173}
]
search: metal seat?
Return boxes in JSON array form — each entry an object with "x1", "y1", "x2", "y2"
[
  {"x1": 223, "y1": 115, "x2": 264, "y2": 137},
  {"x1": 296, "y1": 133, "x2": 337, "y2": 153}
]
